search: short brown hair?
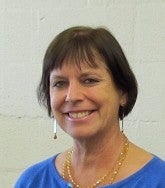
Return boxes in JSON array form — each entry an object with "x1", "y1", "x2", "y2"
[{"x1": 37, "y1": 26, "x2": 138, "y2": 119}]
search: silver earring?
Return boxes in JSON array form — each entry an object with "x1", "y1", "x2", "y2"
[
  {"x1": 120, "y1": 106, "x2": 125, "y2": 133},
  {"x1": 121, "y1": 114, "x2": 124, "y2": 133},
  {"x1": 53, "y1": 120, "x2": 57, "y2": 139}
]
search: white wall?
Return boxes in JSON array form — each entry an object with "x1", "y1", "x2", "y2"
[{"x1": 0, "y1": 0, "x2": 165, "y2": 187}]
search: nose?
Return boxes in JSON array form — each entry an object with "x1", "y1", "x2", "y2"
[{"x1": 65, "y1": 81, "x2": 84, "y2": 103}]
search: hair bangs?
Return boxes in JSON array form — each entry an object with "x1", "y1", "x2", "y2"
[{"x1": 51, "y1": 34, "x2": 99, "y2": 70}]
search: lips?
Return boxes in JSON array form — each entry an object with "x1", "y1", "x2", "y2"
[{"x1": 67, "y1": 111, "x2": 93, "y2": 119}]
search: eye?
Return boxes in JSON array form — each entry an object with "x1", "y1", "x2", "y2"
[
  {"x1": 53, "y1": 80, "x2": 67, "y2": 88},
  {"x1": 83, "y1": 78, "x2": 99, "y2": 85}
]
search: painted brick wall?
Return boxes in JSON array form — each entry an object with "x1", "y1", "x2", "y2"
[{"x1": 0, "y1": 1, "x2": 165, "y2": 187}]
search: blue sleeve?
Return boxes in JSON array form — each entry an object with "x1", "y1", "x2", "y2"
[
  {"x1": 14, "y1": 156, "x2": 59, "y2": 188},
  {"x1": 14, "y1": 158, "x2": 51, "y2": 188},
  {"x1": 14, "y1": 165, "x2": 40, "y2": 188}
]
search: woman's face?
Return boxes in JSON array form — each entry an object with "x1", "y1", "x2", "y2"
[{"x1": 49, "y1": 58, "x2": 127, "y2": 139}]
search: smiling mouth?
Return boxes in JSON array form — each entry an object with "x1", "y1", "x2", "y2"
[{"x1": 67, "y1": 111, "x2": 93, "y2": 119}]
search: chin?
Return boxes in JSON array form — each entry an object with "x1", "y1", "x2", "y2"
[{"x1": 68, "y1": 129, "x2": 100, "y2": 140}]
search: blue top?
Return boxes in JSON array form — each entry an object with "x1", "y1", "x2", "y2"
[{"x1": 14, "y1": 154, "x2": 165, "y2": 188}]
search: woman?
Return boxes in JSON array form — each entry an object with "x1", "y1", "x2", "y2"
[{"x1": 15, "y1": 26, "x2": 165, "y2": 187}]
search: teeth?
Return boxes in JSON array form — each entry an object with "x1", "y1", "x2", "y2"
[{"x1": 68, "y1": 111, "x2": 90, "y2": 118}]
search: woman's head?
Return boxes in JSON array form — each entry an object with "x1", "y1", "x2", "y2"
[{"x1": 37, "y1": 26, "x2": 138, "y2": 119}]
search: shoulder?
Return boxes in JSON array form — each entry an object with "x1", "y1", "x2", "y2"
[
  {"x1": 121, "y1": 143, "x2": 165, "y2": 186},
  {"x1": 14, "y1": 155, "x2": 57, "y2": 188},
  {"x1": 134, "y1": 144, "x2": 165, "y2": 177},
  {"x1": 136, "y1": 156, "x2": 165, "y2": 186},
  {"x1": 148, "y1": 156, "x2": 165, "y2": 173},
  {"x1": 118, "y1": 156, "x2": 165, "y2": 188}
]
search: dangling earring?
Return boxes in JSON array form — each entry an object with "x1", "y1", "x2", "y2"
[
  {"x1": 53, "y1": 120, "x2": 57, "y2": 139},
  {"x1": 121, "y1": 113, "x2": 124, "y2": 133},
  {"x1": 120, "y1": 106, "x2": 125, "y2": 133}
]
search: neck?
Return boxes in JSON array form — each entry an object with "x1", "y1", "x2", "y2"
[
  {"x1": 63, "y1": 130, "x2": 129, "y2": 187},
  {"x1": 72, "y1": 127, "x2": 124, "y2": 168}
]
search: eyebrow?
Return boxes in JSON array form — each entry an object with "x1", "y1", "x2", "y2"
[
  {"x1": 50, "y1": 75, "x2": 67, "y2": 81},
  {"x1": 51, "y1": 70, "x2": 101, "y2": 78},
  {"x1": 79, "y1": 72, "x2": 101, "y2": 78}
]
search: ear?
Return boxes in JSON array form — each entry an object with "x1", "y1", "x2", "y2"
[{"x1": 119, "y1": 90, "x2": 128, "y2": 107}]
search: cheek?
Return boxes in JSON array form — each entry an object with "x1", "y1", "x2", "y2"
[
  {"x1": 102, "y1": 89, "x2": 121, "y2": 109},
  {"x1": 50, "y1": 92, "x2": 64, "y2": 113},
  {"x1": 50, "y1": 98, "x2": 55, "y2": 112},
  {"x1": 50, "y1": 92, "x2": 58, "y2": 112}
]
